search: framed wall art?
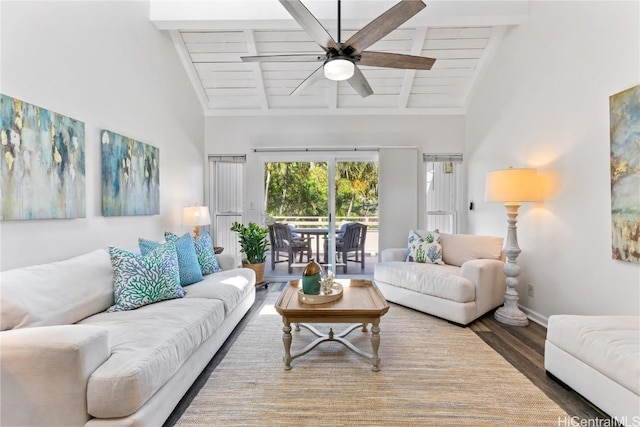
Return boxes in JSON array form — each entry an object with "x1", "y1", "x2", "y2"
[
  {"x1": 610, "y1": 84, "x2": 640, "y2": 263},
  {"x1": 101, "y1": 129, "x2": 159, "y2": 216},
  {"x1": 0, "y1": 94, "x2": 86, "y2": 220}
]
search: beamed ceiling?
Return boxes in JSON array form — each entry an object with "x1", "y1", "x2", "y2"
[{"x1": 151, "y1": 1, "x2": 529, "y2": 116}]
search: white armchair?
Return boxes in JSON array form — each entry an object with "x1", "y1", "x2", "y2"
[{"x1": 374, "y1": 232, "x2": 506, "y2": 325}]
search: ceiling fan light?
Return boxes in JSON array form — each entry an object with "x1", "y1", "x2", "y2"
[{"x1": 324, "y1": 58, "x2": 354, "y2": 81}]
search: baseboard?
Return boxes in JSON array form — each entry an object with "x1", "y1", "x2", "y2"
[{"x1": 519, "y1": 305, "x2": 549, "y2": 328}]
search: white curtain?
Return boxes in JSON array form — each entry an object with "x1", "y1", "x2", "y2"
[{"x1": 208, "y1": 155, "x2": 245, "y2": 257}]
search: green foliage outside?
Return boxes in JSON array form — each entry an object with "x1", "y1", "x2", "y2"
[{"x1": 264, "y1": 162, "x2": 378, "y2": 218}]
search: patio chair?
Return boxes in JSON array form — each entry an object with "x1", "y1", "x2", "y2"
[
  {"x1": 336, "y1": 222, "x2": 368, "y2": 273},
  {"x1": 322, "y1": 222, "x2": 350, "y2": 264},
  {"x1": 268, "y1": 223, "x2": 312, "y2": 273}
]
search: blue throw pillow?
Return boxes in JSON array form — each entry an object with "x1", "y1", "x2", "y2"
[
  {"x1": 164, "y1": 232, "x2": 205, "y2": 285},
  {"x1": 138, "y1": 238, "x2": 160, "y2": 255},
  {"x1": 139, "y1": 234, "x2": 204, "y2": 286},
  {"x1": 166, "y1": 231, "x2": 221, "y2": 275},
  {"x1": 108, "y1": 243, "x2": 184, "y2": 312}
]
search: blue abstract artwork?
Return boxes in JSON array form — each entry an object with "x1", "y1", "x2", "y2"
[
  {"x1": 0, "y1": 94, "x2": 86, "y2": 220},
  {"x1": 610, "y1": 84, "x2": 640, "y2": 263},
  {"x1": 101, "y1": 130, "x2": 159, "y2": 216}
]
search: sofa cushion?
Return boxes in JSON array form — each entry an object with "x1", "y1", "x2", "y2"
[
  {"x1": 440, "y1": 233, "x2": 503, "y2": 267},
  {"x1": 80, "y1": 297, "x2": 225, "y2": 418},
  {"x1": 140, "y1": 233, "x2": 204, "y2": 286},
  {"x1": 183, "y1": 268, "x2": 255, "y2": 315},
  {"x1": 374, "y1": 262, "x2": 474, "y2": 303},
  {"x1": 108, "y1": 244, "x2": 184, "y2": 312},
  {"x1": 407, "y1": 230, "x2": 444, "y2": 264},
  {"x1": 0, "y1": 250, "x2": 114, "y2": 331},
  {"x1": 547, "y1": 315, "x2": 640, "y2": 396},
  {"x1": 167, "y1": 231, "x2": 221, "y2": 274}
]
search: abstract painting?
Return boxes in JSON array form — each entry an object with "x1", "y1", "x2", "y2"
[
  {"x1": 0, "y1": 94, "x2": 85, "y2": 220},
  {"x1": 101, "y1": 130, "x2": 159, "y2": 216},
  {"x1": 610, "y1": 84, "x2": 640, "y2": 263}
]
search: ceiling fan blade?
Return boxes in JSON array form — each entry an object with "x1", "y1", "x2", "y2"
[
  {"x1": 241, "y1": 54, "x2": 325, "y2": 63},
  {"x1": 279, "y1": 0, "x2": 339, "y2": 51},
  {"x1": 343, "y1": 0, "x2": 426, "y2": 54},
  {"x1": 290, "y1": 65, "x2": 325, "y2": 95},
  {"x1": 347, "y1": 65, "x2": 374, "y2": 98},
  {"x1": 358, "y1": 51, "x2": 435, "y2": 70}
]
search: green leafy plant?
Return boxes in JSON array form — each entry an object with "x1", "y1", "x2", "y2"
[{"x1": 230, "y1": 221, "x2": 269, "y2": 264}]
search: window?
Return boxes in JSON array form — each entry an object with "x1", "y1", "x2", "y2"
[
  {"x1": 208, "y1": 155, "x2": 245, "y2": 256},
  {"x1": 424, "y1": 153, "x2": 463, "y2": 234}
]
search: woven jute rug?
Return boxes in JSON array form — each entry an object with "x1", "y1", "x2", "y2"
[{"x1": 177, "y1": 291, "x2": 567, "y2": 426}]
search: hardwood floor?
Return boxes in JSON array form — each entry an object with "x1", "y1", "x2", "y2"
[
  {"x1": 470, "y1": 312, "x2": 618, "y2": 425},
  {"x1": 165, "y1": 284, "x2": 616, "y2": 426}
]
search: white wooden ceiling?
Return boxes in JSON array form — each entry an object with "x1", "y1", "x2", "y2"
[{"x1": 152, "y1": 1, "x2": 528, "y2": 116}]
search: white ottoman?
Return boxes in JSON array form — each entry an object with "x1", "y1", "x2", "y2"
[{"x1": 545, "y1": 315, "x2": 640, "y2": 426}]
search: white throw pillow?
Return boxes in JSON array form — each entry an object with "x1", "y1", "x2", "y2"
[{"x1": 407, "y1": 230, "x2": 444, "y2": 265}]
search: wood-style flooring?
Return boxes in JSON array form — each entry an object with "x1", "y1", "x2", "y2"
[
  {"x1": 165, "y1": 284, "x2": 615, "y2": 426},
  {"x1": 470, "y1": 314, "x2": 617, "y2": 425}
]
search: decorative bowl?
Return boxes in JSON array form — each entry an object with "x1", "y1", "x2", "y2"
[{"x1": 297, "y1": 283, "x2": 343, "y2": 305}]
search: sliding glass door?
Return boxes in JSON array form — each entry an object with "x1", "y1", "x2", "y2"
[
  {"x1": 263, "y1": 160, "x2": 333, "y2": 269},
  {"x1": 334, "y1": 160, "x2": 378, "y2": 273},
  {"x1": 262, "y1": 152, "x2": 378, "y2": 275}
]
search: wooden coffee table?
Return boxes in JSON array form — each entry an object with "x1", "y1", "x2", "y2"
[{"x1": 274, "y1": 279, "x2": 390, "y2": 371}]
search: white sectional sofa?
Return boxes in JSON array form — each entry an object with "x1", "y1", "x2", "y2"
[
  {"x1": 374, "y1": 232, "x2": 506, "y2": 325},
  {"x1": 0, "y1": 249, "x2": 256, "y2": 427},
  {"x1": 545, "y1": 315, "x2": 640, "y2": 426}
]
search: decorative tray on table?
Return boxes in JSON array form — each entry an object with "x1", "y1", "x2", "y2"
[{"x1": 298, "y1": 283, "x2": 343, "y2": 305}]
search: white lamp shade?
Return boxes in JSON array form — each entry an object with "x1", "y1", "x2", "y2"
[
  {"x1": 485, "y1": 168, "x2": 540, "y2": 203},
  {"x1": 182, "y1": 206, "x2": 211, "y2": 227},
  {"x1": 324, "y1": 58, "x2": 354, "y2": 81}
]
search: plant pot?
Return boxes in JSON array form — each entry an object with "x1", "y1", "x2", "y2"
[{"x1": 242, "y1": 260, "x2": 265, "y2": 285}]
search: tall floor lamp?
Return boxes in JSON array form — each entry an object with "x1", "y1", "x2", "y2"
[
  {"x1": 182, "y1": 204, "x2": 211, "y2": 237},
  {"x1": 486, "y1": 167, "x2": 540, "y2": 327}
]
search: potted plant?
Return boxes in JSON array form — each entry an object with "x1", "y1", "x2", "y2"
[{"x1": 230, "y1": 221, "x2": 269, "y2": 284}]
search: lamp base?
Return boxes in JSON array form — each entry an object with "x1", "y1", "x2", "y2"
[
  {"x1": 494, "y1": 305, "x2": 529, "y2": 326},
  {"x1": 494, "y1": 202, "x2": 530, "y2": 327}
]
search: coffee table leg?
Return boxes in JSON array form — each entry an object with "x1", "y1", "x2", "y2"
[
  {"x1": 371, "y1": 322, "x2": 381, "y2": 372},
  {"x1": 362, "y1": 323, "x2": 368, "y2": 332},
  {"x1": 283, "y1": 320, "x2": 292, "y2": 370}
]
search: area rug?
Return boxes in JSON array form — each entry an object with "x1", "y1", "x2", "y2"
[{"x1": 177, "y1": 292, "x2": 567, "y2": 426}]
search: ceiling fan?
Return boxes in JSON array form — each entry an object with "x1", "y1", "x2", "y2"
[{"x1": 241, "y1": 0, "x2": 436, "y2": 98}]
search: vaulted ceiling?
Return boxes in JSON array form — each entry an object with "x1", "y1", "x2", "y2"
[{"x1": 151, "y1": 1, "x2": 529, "y2": 116}]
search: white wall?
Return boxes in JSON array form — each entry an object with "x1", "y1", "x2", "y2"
[
  {"x1": 0, "y1": 1, "x2": 204, "y2": 270},
  {"x1": 204, "y1": 114, "x2": 466, "y2": 252},
  {"x1": 466, "y1": 1, "x2": 640, "y2": 320},
  {"x1": 379, "y1": 147, "x2": 419, "y2": 250}
]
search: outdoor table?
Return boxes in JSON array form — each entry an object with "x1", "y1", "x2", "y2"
[{"x1": 293, "y1": 227, "x2": 337, "y2": 263}]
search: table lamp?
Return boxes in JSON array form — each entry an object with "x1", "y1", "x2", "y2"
[
  {"x1": 182, "y1": 204, "x2": 211, "y2": 237},
  {"x1": 485, "y1": 167, "x2": 540, "y2": 326}
]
